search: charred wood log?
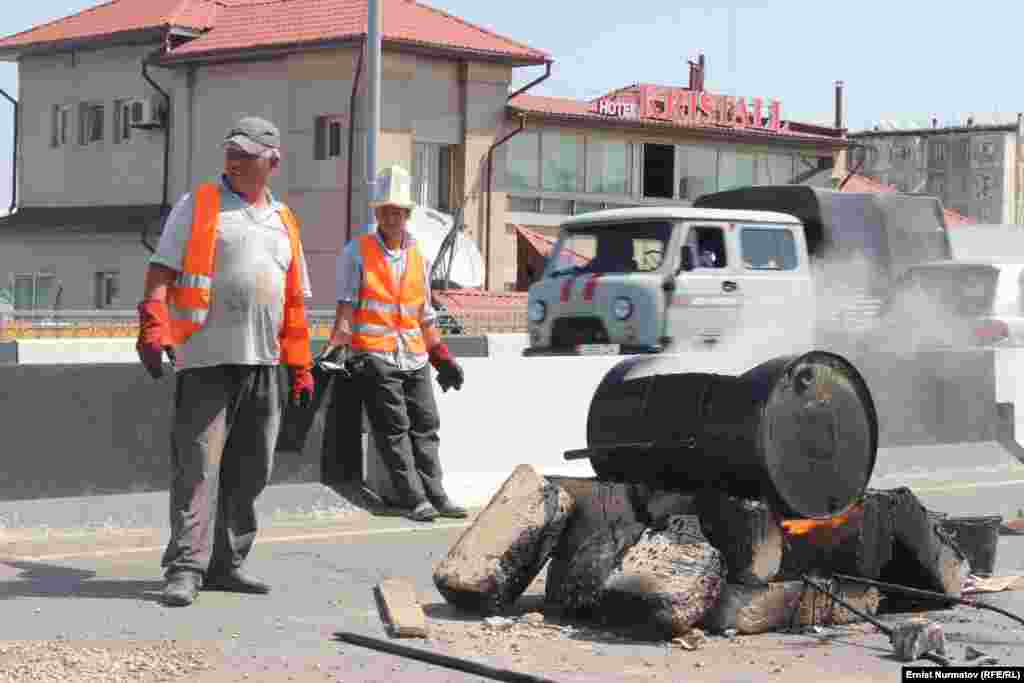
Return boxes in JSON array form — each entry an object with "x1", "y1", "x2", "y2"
[
  {"x1": 598, "y1": 515, "x2": 725, "y2": 639},
  {"x1": 697, "y1": 491, "x2": 783, "y2": 585},
  {"x1": 779, "y1": 492, "x2": 894, "y2": 581},
  {"x1": 543, "y1": 477, "x2": 651, "y2": 607},
  {"x1": 881, "y1": 488, "x2": 966, "y2": 600},
  {"x1": 433, "y1": 465, "x2": 575, "y2": 615}
]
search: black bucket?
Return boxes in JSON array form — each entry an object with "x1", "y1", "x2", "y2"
[
  {"x1": 585, "y1": 351, "x2": 879, "y2": 519},
  {"x1": 940, "y1": 515, "x2": 1002, "y2": 577}
]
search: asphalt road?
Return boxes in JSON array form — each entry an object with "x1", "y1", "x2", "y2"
[{"x1": 2, "y1": 494, "x2": 1024, "y2": 683}]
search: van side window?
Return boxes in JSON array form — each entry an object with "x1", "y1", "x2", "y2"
[
  {"x1": 740, "y1": 226, "x2": 798, "y2": 271},
  {"x1": 686, "y1": 226, "x2": 727, "y2": 269}
]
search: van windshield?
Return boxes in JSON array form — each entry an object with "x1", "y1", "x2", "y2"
[{"x1": 547, "y1": 221, "x2": 674, "y2": 277}]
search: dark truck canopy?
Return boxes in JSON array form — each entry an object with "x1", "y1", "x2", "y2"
[{"x1": 693, "y1": 186, "x2": 952, "y2": 290}]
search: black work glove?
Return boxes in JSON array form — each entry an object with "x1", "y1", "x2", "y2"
[
  {"x1": 429, "y1": 344, "x2": 464, "y2": 393},
  {"x1": 315, "y1": 344, "x2": 351, "y2": 379}
]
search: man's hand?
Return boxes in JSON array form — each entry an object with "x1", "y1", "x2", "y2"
[
  {"x1": 428, "y1": 343, "x2": 464, "y2": 393},
  {"x1": 290, "y1": 366, "x2": 315, "y2": 408},
  {"x1": 136, "y1": 299, "x2": 176, "y2": 379},
  {"x1": 315, "y1": 344, "x2": 349, "y2": 375}
]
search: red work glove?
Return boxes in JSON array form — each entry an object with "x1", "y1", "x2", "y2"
[
  {"x1": 290, "y1": 366, "x2": 315, "y2": 408},
  {"x1": 429, "y1": 344, "x2": 464, "y2": 393},
  {"x1": 136, "y1": 299, "x2": 176, "y2": 380}
]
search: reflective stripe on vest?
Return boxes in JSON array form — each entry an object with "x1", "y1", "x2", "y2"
[
  {"x1": 350, "y1": 234, "x2": 427, "y2": 354},
  {"x1": 166, "y1": 182, "x2": 313, "y2": 369}
]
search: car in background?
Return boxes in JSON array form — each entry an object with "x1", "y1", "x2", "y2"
[{"x1": 859, "y1": 261, "x2": 1024, "y2": 350}]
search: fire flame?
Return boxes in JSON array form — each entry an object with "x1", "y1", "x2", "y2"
[{"x1": 781, "y1": 504, "x2": 862, "y2": 537}]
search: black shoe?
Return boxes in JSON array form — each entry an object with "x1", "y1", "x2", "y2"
[
  {"x1": 405, "y1": 501, "x2": 439, "y2": 522},
  {"x1": 162, "y1": 570, "x2": 201, "y2": 607},
  {"x1": 204, "y1": 569, "x2": 271, "y2": 594},
  {"x1": 433, "y1": 499, "x2": 469, "y2": 519}
]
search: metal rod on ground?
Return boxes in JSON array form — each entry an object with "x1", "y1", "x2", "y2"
[
  {"x1": 334, "y1": 631, "x2": 563, "y2": 683},
  {"x1": 801, "y1": 575, "x2": 949, "y2": 666},
  {"x1": 834, "y1": 573, "x2": 1024, "y2": 628}
]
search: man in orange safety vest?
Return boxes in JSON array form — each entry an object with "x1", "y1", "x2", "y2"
[{"x1": 135, "y1": 116, "x2": 314, "y2": 607}]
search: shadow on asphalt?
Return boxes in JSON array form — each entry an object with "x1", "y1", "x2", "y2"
[
  {"x1": 0, "y1": 561, "x2": 164, "y2": 603},
  {"x1": 422, "y1": 594, "x2": 548, "y2": 623}
]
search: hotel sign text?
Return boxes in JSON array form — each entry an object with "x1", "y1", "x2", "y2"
[{"x1": 593, "y1": 85, "x2": 785, "y2": 132}]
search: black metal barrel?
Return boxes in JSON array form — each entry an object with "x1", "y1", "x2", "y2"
[{"x1": 584, "y1": 351, "x2": 879, "y2": 519}]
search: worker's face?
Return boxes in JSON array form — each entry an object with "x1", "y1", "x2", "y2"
[
  {"x1": 223, "y1": 143, "x2": 277, "y2": 190},
  {"x1": 375, "y1": 205, "x2": 411, "y2": 240}
]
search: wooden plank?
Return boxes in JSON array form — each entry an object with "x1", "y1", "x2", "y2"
[{"x1": 375, "y1": 578, "x2": 428, "y2": 638}]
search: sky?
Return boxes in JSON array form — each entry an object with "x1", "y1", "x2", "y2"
[{"x1": 0, "y1": 0, "x2": 1022, "y2": 210}]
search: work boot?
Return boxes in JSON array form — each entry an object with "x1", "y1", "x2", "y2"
[
  {"x1": 204, "y1": 569, "x2": 271, "y2": 594},
  {"x1": 432, "y1": 498, "x2": 469, "y2": 519},
  {"x1": 405, "y1": 501, "x2": 439, "y2": 522},
  {"x1": 161, "y1": 570, "x2": 201, "y2": 607}
]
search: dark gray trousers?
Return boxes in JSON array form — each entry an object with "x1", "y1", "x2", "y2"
[
  {"x1": 359, "y1": 356, "x2": 446, "y2": 508},
  {"x1": 161, "y1": 364, "x2": 285, "y2": 578}
]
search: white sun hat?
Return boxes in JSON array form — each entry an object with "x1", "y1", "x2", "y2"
[{"x1": 369, "y1": 165, "x2": 416, "y2": 210}]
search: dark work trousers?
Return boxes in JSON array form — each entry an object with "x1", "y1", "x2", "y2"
[
  {"x1": 161, "y1": 364, "x2": 285, "y2": 578},
  {"x1": 359, "y1": 356, "x2": 446, "y2": 508}
]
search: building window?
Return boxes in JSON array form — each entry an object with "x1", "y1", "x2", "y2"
[
  {"x1": 678, "y1": 145, "x2": 718, "y2": 200},
  {"x1": 94, "y1": 271, "x2": 120, "y2": 309},
  {"x1": 975, "y1": 173, "x2": 996, "y2": 200},
  {"x1": 412, "y1": 142, "x2": 453, "y2": 213},
  {"x1": 542, "y1": 131, "x2": 582, "y2": 193},
  {"x1": 51, "y1": 105, "x2": 71, "y2": 148},
  {"x1": 504, "y1": 132, "x2": 540, "y2": 191},
  {"x1": 928, "y1": 141, "x2": 948, "y2": 166},
  {"x1": 976, "y1": 138, "x2": 999, "y2": 164},
  {"x1": 642, "y1": 143, "x2": 674, "y2": 199},
  {"x1": 313, "y1": 115, "x2": 345, "y2": 160},
  {"x1": 954, "y1": 139, "x2": 971, "y2": 164},
  {"x1": 928, "y1": 174, "x2": 946, "y2": 199},
  {"x1": 78, "y1": 102, "x2": 105, "y2": 145},
  {"x1": 718, "y1": 151, "x2": 756, "y2": 192},
  {"x1": 891, "y1": 144, "x2": 912, "y2": 162},
  {"x1": 12, "y1": 272, "x2": 57, "y2": 310},
  {"x1": 586, "y1": 139, "x2": 631, "y2": 195}
]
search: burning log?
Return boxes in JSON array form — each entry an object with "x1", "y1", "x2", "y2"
[
  {"x1": 543, "y1": 477, "x2": 651, "y2": 607},
  {"x1": 796, "y1": 580, "x2": 881, "y2": 627},
  {"x1": 598, "y1": 515, "x2": 725, "y2": 638},
  {"x1": 696, "y1": 492, "x2": 783, "y2": 585},
  {"x1": 433, "y1": 465, "x2": 575, "y2": 615},
  {"x1": 779, "y1": 493, "x2": 894, "y2": 580}
]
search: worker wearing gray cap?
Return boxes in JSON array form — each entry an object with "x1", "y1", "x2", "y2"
[{"x1": 136, "y1": 116, "x2": 315, "y2": 607}]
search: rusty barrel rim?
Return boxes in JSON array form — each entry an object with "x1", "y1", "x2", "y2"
[{"x1": 754, "y1": 350, "x2": 879, "y2": 519}]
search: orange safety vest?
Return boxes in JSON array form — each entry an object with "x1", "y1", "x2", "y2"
[
  {"x1": 350, "y1": 233, "x2": 427, "y2": 354},
  {"x1": 166, "y1": 182, "x2": 313, "y2": 369}
]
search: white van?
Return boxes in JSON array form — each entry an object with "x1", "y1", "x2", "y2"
[{"x1": 524, "y1": 207, "x2": 814, "y2": 355}]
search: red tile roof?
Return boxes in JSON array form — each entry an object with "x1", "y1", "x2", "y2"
[
  {"x1": 508, "y1": 93, "x2": 847, "y2": 145},
  {"x1": 168, "y1": 0, "x2": 549, "y2": 62},
  {"x1": 434, "y1": 288, "x2": 528, "y2": 310},
  {"x1": 839, "y1": 174, "x2": 975, "y2": 226},
  {"x1": 0, "y1": 0, "x2": 219, "y2": 50},
  {"x1": 0, "y1": 0, "x2": 549, "y2": 64}
]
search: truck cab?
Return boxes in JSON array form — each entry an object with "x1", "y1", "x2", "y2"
[{"x1": 524, "y1": 207, "x2": 813, "y2": 356}]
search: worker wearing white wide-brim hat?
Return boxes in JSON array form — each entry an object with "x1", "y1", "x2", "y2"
[{"x1": 325, "y1": 165, "x2": 467, "y2": 523}]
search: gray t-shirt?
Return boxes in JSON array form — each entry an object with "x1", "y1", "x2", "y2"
[
  {"x1": 151, "y1": 177, "x2": 312, "y2": 370},
  {"x1": 336, "y1": 231, "x2": 437, "y2": 372}
]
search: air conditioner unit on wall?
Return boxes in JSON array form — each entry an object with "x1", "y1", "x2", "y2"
[{"x1": 126, "y1": 97, "x2": 164, "y2": 130}]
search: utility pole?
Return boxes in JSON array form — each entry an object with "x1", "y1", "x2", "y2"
[{"x1": 366, "y1": 0, "x2": 382, "y2": 224}]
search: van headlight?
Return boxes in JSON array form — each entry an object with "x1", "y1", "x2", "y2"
[
  {"x1": 613, "y1": 297, "x2": 633, "y2": 321},
  {"x1": 528, "y1": 300, "x2": 547, "y2": 323}
]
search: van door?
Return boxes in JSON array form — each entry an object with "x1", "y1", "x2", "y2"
[
  {"x1": 666, "y1": 222, "x2": 743, "y2": 348},
  {"x1": 731, "y1": 222, "x2": 815, "y2": 353}
]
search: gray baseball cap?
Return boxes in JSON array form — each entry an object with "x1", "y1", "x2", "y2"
[{"x1": 224, "y1": 116, "x2": 281, "y2": 156}]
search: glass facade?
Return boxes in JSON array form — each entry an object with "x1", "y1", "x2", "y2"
[
  {"x1": 542, "y1": 131, "x2": 582, "y2": 192},
  {"x1": 505, "y1": 132, "x2": 540, "y2": 191},
  {"x1": 678, "y1": 145, "x2": 718, "y2": 200},
  {"x1": 586, "y1": 139, "x2": 631, "y2": 195}
]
